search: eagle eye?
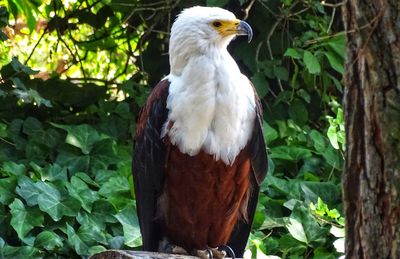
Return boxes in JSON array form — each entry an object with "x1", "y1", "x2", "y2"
[{"x1": 212, "y1": 21, "x2": 222, "y2": 28}]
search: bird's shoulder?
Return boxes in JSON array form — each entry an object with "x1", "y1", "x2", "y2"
[{"x1": 135, "y1": 79, "x2": 170, "y2": 138}]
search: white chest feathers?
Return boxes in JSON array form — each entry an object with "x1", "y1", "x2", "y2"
[{"x1": 162, "y1": 53, "x2": 256, "y2": 165}]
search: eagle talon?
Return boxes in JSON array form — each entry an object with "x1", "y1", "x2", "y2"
[
  {"x1": 158, "y1": 238, "x2": 189, "y2": 255},
  {"x1": 218, "y1": 245, "x2": 235, "y2": 259},
  {"x1": 194, "y1": 247, "x2": 227, "y2": 259}
]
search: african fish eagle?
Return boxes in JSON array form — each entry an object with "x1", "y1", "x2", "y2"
[{"x1": 133, "y1": 6, "x2": 267, "y2": 259}]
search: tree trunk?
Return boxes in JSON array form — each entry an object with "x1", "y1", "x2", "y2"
[{"x1": 343, "y1": 1, "x2": 400, "y2": 258}]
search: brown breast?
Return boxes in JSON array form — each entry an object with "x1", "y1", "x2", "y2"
[{"x1": 159, "y1": 144, "x2": 252, "y2": 251}]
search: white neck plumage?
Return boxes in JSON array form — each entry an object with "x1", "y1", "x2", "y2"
[{"x1": 163, "y1": 41, "x2": 256, "y2": 165}]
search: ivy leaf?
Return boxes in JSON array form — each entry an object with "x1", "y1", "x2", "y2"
[
  {"x1": 303, "y1": 51, "x2": 321, "y2": 74},
  {"x1": 39, "y1": 163, "x2": 68, "y2": 182},
  {"x1": 52, "y1": 124, "x2": 102, "y2": 154},
  {"x1": 34, "y1": 231, "x2": 64, "y2": 251},
  {"x1": 98, "y1": 176, "x2": 130, "y2": 197},
  {"x1": 10, "y1": 57, "x2": 39, "y2": 75},
  {"x1": 22, "y1": 117, "x2": 43, "y2": 136},
  {"x1": 263, "y1": 121, "x2": 278, "y2": 142},
  {"x1": 56, "y1": 151, "x2": 90, "y2": 173},
  {"x1": 252, "y1": 72, "x2": 269, "y2": 99},
  {"x1": 66, "y1": 176, "x2": 99, "y2": 212},
  {"x1": 286, "y1": 217, "x2": 307, "y2": 243},
  {"x1": 66, "y1": 223, "x2": 89, "y2": 256},
  {"x1": 114, "y1": 204, "x2": 142, "y2": 247},
  {"x1": 2, "y1": 161, "x2": 26, "y2": 176},
  {"x1": 16, "y1": 176, "x2": 40, "y2": 206},
  {"x1": 9, "y1": 199, "x2": 43, "y2": 239},
  {"x1": 36, "y1": 181, "x2": 81, "y2": 221},
  {"x1": 0, "y1": 177, "x2": 17, "y2": 205}
]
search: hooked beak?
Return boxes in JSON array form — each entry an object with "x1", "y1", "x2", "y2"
[
  {"x1": 213, "y1": 19, "x2": 253, "y2": 43},
  {"x1": 236, "y1": 20, "x2": 253, "y2": 43}
]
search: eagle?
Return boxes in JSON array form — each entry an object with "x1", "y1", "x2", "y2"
[{"x1": 133, "y1": 6, "x2": 267, "y2": 259}]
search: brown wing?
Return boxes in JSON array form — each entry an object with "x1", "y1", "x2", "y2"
[{"x1": 133, "y1": 79, "x2": 170, "y2": 251}]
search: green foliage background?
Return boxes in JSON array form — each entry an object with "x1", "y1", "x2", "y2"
[{"x1": 0, "y1": 0, "x2": 345, "y2": 258}]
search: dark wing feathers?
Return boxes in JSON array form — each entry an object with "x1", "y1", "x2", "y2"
[
  {"x1": 133, "y1": 79, "x2": 170, "y2": 251},
  {"x1": 228, "y1": 91, "x2": 268, "y2": 258},
  {"x1": 133, "y1": 79, "x2": 268, "y2": 256},
  {"x1": 250, "y1": 95, "x2": 268, "y2": 185}
]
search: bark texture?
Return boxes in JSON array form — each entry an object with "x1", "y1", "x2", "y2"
[{"x1": 343, "y1": 0, "x2": 400, "y2": 258}]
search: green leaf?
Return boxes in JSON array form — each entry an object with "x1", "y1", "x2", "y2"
[
  {"x1": 324, "y1": 51, "x2": 344, "y2": 74},
  {"x1": 326, "y1": 34, "x2": 346, "y2": 57},
  {"x1": 296, "y1": 89, "x2": 311, "y2": 103},
  {"x1": 2, "y1": 161, "x2": 26, "y2": 176},
  {"x1": 274, "y1": 66, "x2": 289, "y2": 81},
  {"x1": 263, "y1": 121, "x2": 278, "y2": 142},
  {"x1": 309, "y1": 130, "x2": 326, "y2": 152},
  {"x1": 2, "y1": 243, "x2": 41, "y2": 258},
  {"x1": 34, "y1": 230, "x2": 64, "y2": 250},
  {"x1": 56, "y1": 151, "x2": 90, "y2": 173},
  {"x1": 0, "y1": 177, "x2": 17, "y2": 205},
  {"x1": 270, "y1": 146, "x2": 312, "y2": 161},
  {"x1": 291, "y1": 203, "x2": 329, "y2": 246},
  {"x1": 16, "y1": 176, "x2": 40, "y2": 206},
  {"x1": 36, "y1": 181, "x2": 81, "y2": 221},
  {"x1": 0, "y1": 122, "x2": 7, "y2": 138},
  {"x1": 301, "y1": 182, "x2": 340, "y2": 206},
  {"x1": 39, "y1": 164, "x2": 68, "y2": 182},
  {"x1": 99, "y1": 176, "x2": 130, "y2": 197},
  {"x1": 288, "y1": 99, "x2": 308, "y2": 126},
  {"x1": 66, "y1": 176, "x2": 99, "y2": 212},
  {"x1": 327, "y1": 124, "x2": 339, "y2": 149},
  {"x1": 22, "y1": 117, "x2": 43, "y2": 136},
  {"x1": 303, "y1": 51, "x2": 321, "y2": 74},
  {"x1": 114, "y1": 204, "x2": 142, "y2": 247},
  {"x1": 10, "y1": 57, "x2": 39, "y2": 75},
  {"x1": 77, "y1": 224, "x2": 109, "y2": 246},
  {"x1": 286, "y1": 217, "x2": 307, "y2": 243},
  {"x1": 6, "y1": 119, "x2": 27, "y2": 150},
  {"x1": 252, "y1": 72, "x2": 269, "y2": 98},
  {"x1": 10, "y1": 199, "x2": 43, "y2": 239},
  {"x1": 66, "y1": 223, "x2": 89, "y2": 255},
  {"x1": 0, "y1": 30, "x2": 7, "y2": 41},
  {"x1": 323, "y1": 145, "x2": 342, "y2": 169},
  {"x1": 52, "y1": 123, "x2": 102, "y2": 154},
  {"x1": 0, "y1": 7, "x2": 9, "y2": 26},
  {"x1": 88, "y1": 245, "x2": 107, "y2": 255},
  {"x1": 284, "y1": 48, "x2": 302, "y2": 59}
]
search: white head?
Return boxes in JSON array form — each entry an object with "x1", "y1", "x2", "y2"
[{"x1": 169, "y1": 6, "x2": 253, "y2": 75}]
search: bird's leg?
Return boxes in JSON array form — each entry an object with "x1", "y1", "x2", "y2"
[{"x1": 158, "y1": 237, "x2": 189, "y2": 255}]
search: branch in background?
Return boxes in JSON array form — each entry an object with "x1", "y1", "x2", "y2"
[
  {"x1": 24, "y1": 28, "x2": 47, "y2": 65},
  {"x1": 241, "y1": 0, "x2": 256, "y2": 20}
]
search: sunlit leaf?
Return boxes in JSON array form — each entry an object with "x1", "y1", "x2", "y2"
[{"x1": 114, "y1": 204, "x2": 142, "y2": 247}]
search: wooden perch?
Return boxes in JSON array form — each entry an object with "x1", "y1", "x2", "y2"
[
  {"x1": 90, "y1": 250, "x2": 199, "y2": 259},
  {"x1": 90, "y1": 250, "x2": 238, "y2": 259}
]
